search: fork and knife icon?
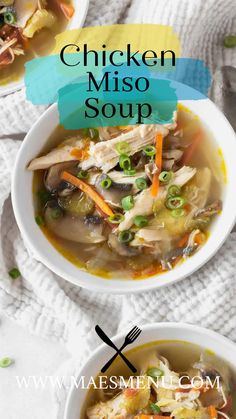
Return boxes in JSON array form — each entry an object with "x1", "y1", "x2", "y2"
[{"x1": 95, "y1": 325, "x2": 142, "y2": 373}]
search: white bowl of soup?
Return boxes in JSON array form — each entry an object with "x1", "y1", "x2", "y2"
[
  {"x1": 64, "y1": 322, "x2": 236, "y2": 419},
  {"x1": 0, "y1": 0, "x2": 90, "y2": 96},
  {"x1": 12, "y1": 98, "x2": 236, "y2": 293}
]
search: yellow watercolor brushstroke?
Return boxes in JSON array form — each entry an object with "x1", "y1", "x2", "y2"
[{"x1": 52, "y1": 23, "x2": 181, "y2": 56}]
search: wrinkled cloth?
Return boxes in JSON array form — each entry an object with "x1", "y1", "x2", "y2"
[{"x1": 0, "y1": 1, "x2": 236, "y2": 418}]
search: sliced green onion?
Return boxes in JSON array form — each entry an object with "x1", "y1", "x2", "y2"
[
  {"x1": 4, "y1": 11, "x2": 16, "y2": 25},
  {"x1": 119, "y1": 154, "x2": 131, "y2": 171},
  {"x1": 133, "y1": 215, "x2": 148, "y2": 228},
  {"x1": 147, "y1": 367, "x2": 164, "y2": 378},
  {"x1": 168, "y1": 184, "x2": 181, "y2": 197},
  {"x1": 35, "y1": 215, "x2": 45, "y2": 227},
  {"x1": 171, "y1": 208, "x2": 186, "y2": 218},
  {"x1": 37, "y1": 189, "x2": 50, "y2": 205},
  {"x1": 115, "y1": 141, "x2": 130, "y2": 155},
  {"x1": 118, "y1": 230, "x2": 134, "y2": 243},
  {"x1": 8, "y1": 268, "x2": 21, "y2": 279},
  {"x1": 77, "y1": 170, "x2": 88, "y2": 179},
  {"x1": 124, "y1": 169, "x2": 136, "y2": 176},
  {"x1": 89, "y1": 128, "x2": 99, "y2": 141},
  {"x1": 159, "y1": 171, "x2": 173, "y2": 184},
  {"x1": 51, "y1": 207, "x2": 63, "y2": 219},
  {"x1": 108, "y1": 213, "x2": 125, "y2": 224},
  {"x1": 166, "y1": 196, "x2": 186, "y2": 210},
  {"x1": 0, "y1": 357, "x2": 13, "y2": 368},
  {"x1": 135, "y1": 177, "x2": 148, "y2": 190},
  {"x1": 100, "y1": 176, "x2": 112, "y2": 189},
  {"x1": 143, "y1": 145, "x2": 156, "y2": 156},
  {"x1": 224, "y1": 35, "x2": 236, "y2": 48},
  {"x1": 150, "y1": 403, "x2": 161, "y2": 414},
  {"x1": 121, "y1": 195, "x2": 134, "y2": 210}
]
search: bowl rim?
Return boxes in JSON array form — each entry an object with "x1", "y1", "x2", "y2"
[
  {"x1": 11, "y1": 96, "x2": 236, "y2": 294},
  {"x1": 0, "y1": 0, "x2": 90, "y2": 97},
  {"x1": 63, "y1": 322, "x2": 236, "y2": 419}
]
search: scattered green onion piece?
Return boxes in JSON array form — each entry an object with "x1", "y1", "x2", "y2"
[
  {"x1": 133, "y1": 215, "x2": 148, "y2": 228},
  {"x1": 108, "y1": 213, "x2": 125, "y2": 224},
  {"x1": 100, "y1": 176, "x2": 112, "y2": 189},
  {"x1": 121, "y1": 195, "x2": 134, "y2": 211},
  {"x1": 89, "y1": 128, "x2": 99, "y2": 141},
  {"x1": 224, "y1": 35, "x2": 236, "y2": 48},
  {"x1": 35, "y1": 215, "x2": 45, "y2": 227},
  {"x1": 168, "y1": 184, "x2": 181, "y2": 197},
  {"x1": 118, "y1": 230, "x2": 134, "y2": 243},
  {"x1": 119, "y1": 154, "x2": 131, "y2": 171},
  {"x1": 171, "y1": 208, "x2": 186, "y2": 218},
  {"x1": 159, "y1": 171, "x2": 173, "y2": 184},
  {"x1": 77, "y1": 170, "x2": 88, "y2": 179},
  {"x1": 8, "y1": 268, "x2": 21, "y2": 279},
  {"x1": 0, "y1": 357, "x2": 13, "y2": 368},
  {"x1": 166, "y1": 196, "x2": 186, "y2": 210},
  {"x1": 4, "y1": 11, "x2": 16, "y2": 25},
  {"x1": 147, "y1": 367, "x2": 164, "y2": 378},
  {"x1": 37, "y1": 189, "x2": 50, "y2": 205},
  {"x1": 150, "y1": 403, "x2": 161, "y2": 414},
  {"x1": 124, "y1": 169, "x2": 136, "y2": 176},
  {"x1": 115, "y1": 141, "x2": 130, "y2": 155},
  {"x1": 143, "y1": 145, "x2": 156, "y2": 156},
  {"x1": 50, "y1": 207, "x2": 63, "y2": 219},
  {"x1": 135, "y1": 177, "x2": 148, "y2": 190}
]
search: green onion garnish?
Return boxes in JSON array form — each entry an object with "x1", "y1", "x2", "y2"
[
  {"x1": 150, "y1": 403, "x2": 161, "y2": 414},
  {"x1": 147, "y1": 367, "x2": 164, "y2": 378},
  {"x1": 0, "y1": 357, "x2": 13, "y2": 368},
  {"x1": 118, "y1": 230, "x2": 134, "y2": 243},
  {"x1": 143, "y1": 145, "x2": 156, "y2": 156},
  {"x1": 8, "y1": 268, "x2": 21, "y2": 279},
  {"x1": 133, "y1": 215, "x2": 148, "y2": 228},
  {"x1": 224, "y1": 35, "x2": 236, "y2": 48},
  {"x1": 124, "y1": 169, "x2": 136, "y2": 176},
  {"x1": 166, "y1": 196, "x2": 186, "y2": 210},
  {"x1": 77, "y1": 170, "x2": 88, "y2": 179},
  {"x1": 168, "y1": 184, "x2": 181, "y2": 197},
  {"x1": 51, "y1": 208, "x2": 63, "y2": 219},
  {"x1": 37, "y1": 189, "x2": 50, "y2": 205},
  {"x1": 171, "y1": 208, "x2": 186, "y2": 218},
  {"x1": 159, "y1": 171, "x2": 173, "y2": 184},
  {"x1": 4, "y1": 11, "x2": 16, "y2": 25},
  {"x1": 119, "y1": 154, "x2": 131, "y2": 171},
  {"x1": 100, "y1": 176, "x2": 112, "y2": 189},
  {"x1": 108, "y1": 213, "x2": 125, "y2": 224},
  {"x1": 115, "y1": 141, "x2": 130, "y2": 155},
  {"x1": 135, "y1": 177, "x2": 148, "y2": 190},
  {"x1": 35, "y1": 215, "x2": 45, "y2": 227},
  {"x1": 121, "y1": 195, "x2": 134, "y2": 210}
]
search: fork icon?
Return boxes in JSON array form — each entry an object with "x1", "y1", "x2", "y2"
[{"x1": 95, "y1": 325, "x2": 142, "y2": 373}]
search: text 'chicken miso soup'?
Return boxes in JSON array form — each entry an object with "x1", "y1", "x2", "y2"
[
  {"x1": 0, "y1": 0, "x2": 74, "y2": 85},
  {"x1": 82, "y1": 340, "x2": 236, "y2": 418},
  {"x1": 29, "y1": 105, "x2": 225, "y2": 280}
]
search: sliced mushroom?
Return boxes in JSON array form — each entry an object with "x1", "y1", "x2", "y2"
[
  {"x1": 44, "y1": 161, "x2": 78, "y2": 194},
  {"x1": 194, "y1": 199, "x2": 222, "y2": 218},
  {"x1": 95, "y1": 174, "x2": 132, "y2": 207},
  {"x1": 108, "y1": 233, "x2": 140, "y2": 257},
  {"x1": 44, "y1": 205, "x2": 105, "y2": 244}
]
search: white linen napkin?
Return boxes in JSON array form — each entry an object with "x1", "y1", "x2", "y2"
[{"x1": 0, "y1": 1, "x2": 236, "y2": 418}]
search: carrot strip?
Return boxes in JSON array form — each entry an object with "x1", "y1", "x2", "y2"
[
  {"x1": 61, "y1": 171, "x2": 114, "y2": 217},
  {"x1": 207, "y1": 406, "x2": 218, "y2": 419},
  {"x1": 180, "y1": 131, "x2": 202, "y2": 165},
  {"x1": 57, "y1": 1, "x2": 75, "y2": 19},
  {"x1": 151, "y1": 133, "x2": 163, "y2": 197},
  {"x1": 177, "y1": 233, "x2": 189, "y2": 248}
]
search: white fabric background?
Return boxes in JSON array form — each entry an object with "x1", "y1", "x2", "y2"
[{"x1": 0, "y1": 1, "x2": 236, "y2": 418}]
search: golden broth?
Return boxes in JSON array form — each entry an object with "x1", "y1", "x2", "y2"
[
  {"x1": 81, "y1": 340, "x2": 236, "y2": 418},
  {"x1": 33, "y1": 106, "x2": 225, "y2": 280}
]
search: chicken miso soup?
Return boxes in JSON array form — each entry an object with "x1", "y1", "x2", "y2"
[
  {"x1": 29, "y1": 105, "x2": 225, "y2": 280},
  {"x1": 82, "y1": 340, "x2": 236, "y2": 419},
  {"x1": 0, "y1": 0, "x2": 74, "y2": 85}
]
